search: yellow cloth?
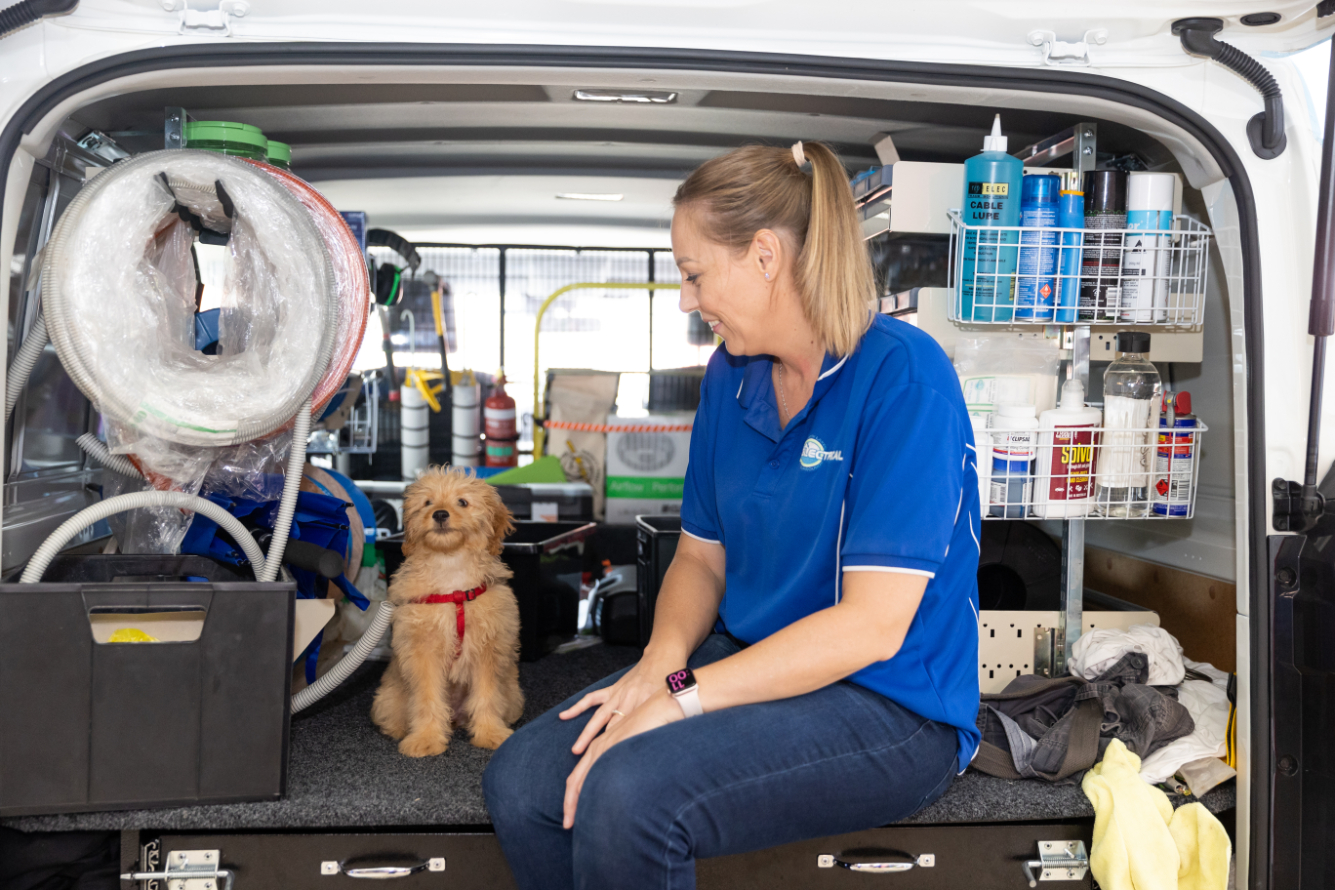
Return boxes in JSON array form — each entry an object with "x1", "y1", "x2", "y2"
[{"x1": 1082, "y1": 740, "x2": 1230, "y2": 890}]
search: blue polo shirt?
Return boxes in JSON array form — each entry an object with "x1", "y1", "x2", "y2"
[{"x1": 681, "y1": 314, "x2": 981, "y2": 771}]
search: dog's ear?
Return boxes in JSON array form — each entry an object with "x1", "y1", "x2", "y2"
[
  {"x1": 399, "y1": 477, "x2": 426, "y2": 557},
  {"x1": 487, "y1": 486, "x2": 516, "y2": 556},
  {"x1": 400, "y1": 501, "x2": 420, "y2": 557}
]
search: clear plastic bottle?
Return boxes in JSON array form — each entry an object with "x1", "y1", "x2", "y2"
[{"x1": 1096, "y1": 331, "x2": 1161, "y2": 517}]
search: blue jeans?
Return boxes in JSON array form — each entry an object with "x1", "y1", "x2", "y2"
[{"x1": 483, "y1": 634, "x2": 959, "y2": 890}]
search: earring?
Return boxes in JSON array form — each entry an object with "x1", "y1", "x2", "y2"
[{"x1": 765, "y1": 273, "x2": 770, "y2": 280}]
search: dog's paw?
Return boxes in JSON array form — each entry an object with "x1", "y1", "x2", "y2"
[
  {"x1": 377, "y1": 722, "x2": 408, "y2": 741},
  {"x1": 372, "y1": 712, "x2": 409, "y2": 740},
  {"x1": 470, "y1": 725, "x2": 514, "y2": 750},
  {"x1": 399, "y1": 733, "x2": 449, "y2": 758}
]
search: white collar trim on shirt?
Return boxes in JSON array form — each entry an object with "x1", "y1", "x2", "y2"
[{"x1": 816, "y1": 355, "x2": 848, "y2": 381}]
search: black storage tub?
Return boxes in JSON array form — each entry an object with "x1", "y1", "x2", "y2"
[{"x1": 0, "y1": 555, "x2": 295, "y2": 817}]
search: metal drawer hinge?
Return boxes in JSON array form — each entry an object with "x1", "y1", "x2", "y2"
[
  {"x1": 1027, "y1": 29, "x2": 1107, "y2": 67},
  {"x1": 122, "y1": 850, "x2": 233, "y2": 890},
  {"x1": 1022, "y1": 840, "x2": 1090, "y2": 886}
]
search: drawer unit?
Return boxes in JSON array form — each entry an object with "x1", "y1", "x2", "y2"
[
  {"x1": 697, "y1": 821, "x2": 1093, "y2": 890},
  {"x1": 142, "y1": 833, "x2": 517, "y2": 890},
  {"x1": 132, "y1": 821, "x2": 1091, "y2": 890}
]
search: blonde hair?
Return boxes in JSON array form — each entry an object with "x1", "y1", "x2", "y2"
[{"x1": 673, "y1": 141, "x2": 875, "y2": 357}]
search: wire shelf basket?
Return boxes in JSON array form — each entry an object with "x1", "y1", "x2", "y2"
[
  {"x1": 947, "y1": 211, "x2": 1212, "y2": 326},
  {"x1": 975, "y1": 419, "x2": 1206, "y2": 520}
]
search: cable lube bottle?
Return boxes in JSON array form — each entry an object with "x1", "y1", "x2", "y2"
[{"x1": 960, "y1": 115, "x2": 1023, "y2": 322}]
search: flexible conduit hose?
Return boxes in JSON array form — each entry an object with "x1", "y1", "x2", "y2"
[
  {"x1": 0, "y1": 0, "x2": 78, "y2": 39},
  {"x1": 75, "y1": 433, "x2": 142, "y2": 479},
  {"x1": 1174, "y1": 17, "x2": 1285, "y2": 157},
  {"x1": 20, "y1": 491, "x2": 266, "y2": 583},
  {"x1": 260, "y1": 399, "x2": 312, "y2": 583},
  {"x1": 5, "y1": 313, "x2": 46, "y2": 424},
  {"x1": 290, "y1": 600, "x2": 396, "y2": 714}
]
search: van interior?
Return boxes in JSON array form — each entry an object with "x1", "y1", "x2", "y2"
[{"x1": 1, "y1": 62, "x2": 1243, "y2": 886}]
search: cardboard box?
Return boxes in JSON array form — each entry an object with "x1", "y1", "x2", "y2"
[{"x1": 604, "y1": 414, "x2": 693, "y2": 525}]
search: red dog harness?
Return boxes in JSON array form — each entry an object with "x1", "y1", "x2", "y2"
[{"x1": 416, "y1": 583, "x2": 487, "y2": 652}]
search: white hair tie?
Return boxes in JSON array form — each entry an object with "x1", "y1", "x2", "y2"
[{"x1": 791, "y1": 141, "x2": 806, "y2": 168}]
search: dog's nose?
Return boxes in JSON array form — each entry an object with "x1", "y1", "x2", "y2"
[{"x1": 432, "y1": 510, "x2": 450, "y2": 522}]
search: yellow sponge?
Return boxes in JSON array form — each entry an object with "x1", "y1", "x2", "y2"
[{"x1": 107, "y1": 627, "x2": 159, "y2": 643}]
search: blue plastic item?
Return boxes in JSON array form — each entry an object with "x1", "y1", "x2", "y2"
[
  {"x1": 1056, "y1": 185, "x2": 1085, "y2": 323},
  {"x1": 193, "y1": 308, "x2": 220, "y2": 354},
  {"x1": 322, "y1": 467, "x2": 377, "y2": 546},
  {"x1": 959, "y1": 115, "x2": 1023, "y2": 322}
]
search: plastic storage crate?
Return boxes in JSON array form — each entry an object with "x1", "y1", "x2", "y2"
[
  {"x1": 0, "y1": 555, "x2": 295, "y2": 817},
  {"x1": 635, "y1": 515, "x2": 681, "y2": 646}
]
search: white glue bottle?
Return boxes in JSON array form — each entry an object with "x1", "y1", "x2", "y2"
[{"x1": 1034, "y1": 378, "x2": 1102, "y2": 518}]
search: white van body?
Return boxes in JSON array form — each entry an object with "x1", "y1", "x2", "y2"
[{"x1": 1, "y1": 3, "x2": 1330, "y2": 886}]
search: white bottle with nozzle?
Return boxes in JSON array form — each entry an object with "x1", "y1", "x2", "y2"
[{"x1": 1034, "y1": 378, "x2": 1102, "y2": 518}]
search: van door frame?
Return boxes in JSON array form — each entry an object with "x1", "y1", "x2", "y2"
[{"x1": 0, "y1": 42, "x2": 1273, "y2": 886}]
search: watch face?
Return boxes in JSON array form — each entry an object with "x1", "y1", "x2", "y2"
[{"x1": 666, "y1": 668, "x2": 695, "y2": 695}]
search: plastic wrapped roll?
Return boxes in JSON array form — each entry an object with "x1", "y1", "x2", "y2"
[
  {"x1": 41, "y1": 150, "x2": 338, "y2": 447},
  {"x1": 242, "y1": 160, "x2": 370, "y2": 414},
  {"x1": 401, "y1": 384, "x2": 430, "y2": 481},
  {"x1": 452, "y1": 381, "x2": 482, "y2": 466}
]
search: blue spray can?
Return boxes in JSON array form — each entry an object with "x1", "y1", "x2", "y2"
[
  {"x1": 960, "y1": 115, "x2": 1023, "y2": 322},
  {"x1": 1016, "y1": 174, "x2": 1060, "y2": 320},
  {"x1": 1055, "y1": 172, "x2": 1084, "y2": 323}
]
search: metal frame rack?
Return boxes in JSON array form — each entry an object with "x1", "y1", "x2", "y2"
[{"x1": 935, "y1": 123, "x2": 1214, "y2": 674}]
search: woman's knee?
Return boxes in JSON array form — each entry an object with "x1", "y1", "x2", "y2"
[{"x1": 575, "y1": 743, "x2": 675, "y2": 838}]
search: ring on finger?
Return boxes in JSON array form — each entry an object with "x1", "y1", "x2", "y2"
[{"x1": 611, "y1": 709, "x2": 627, "y2": 718}]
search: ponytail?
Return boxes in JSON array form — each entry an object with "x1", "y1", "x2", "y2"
[
  {"x1": 673, "y1": 141, "x2": 875, "y2": 357},
  {"x1": 795, "y1": 142, "x2": 876, "y2": 356}
]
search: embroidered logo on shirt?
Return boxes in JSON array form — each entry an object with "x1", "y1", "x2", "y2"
[{"x1": 799, "y1": 437, "x2": 844, "y2": 469}]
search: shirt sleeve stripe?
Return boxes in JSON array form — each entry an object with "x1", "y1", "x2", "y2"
[
  {"x1": 681, "y1": 528, "x2": 721, "y2": 544},
  {"x1": 841, "y1": 565, "x2": 936, "y2": 579}
]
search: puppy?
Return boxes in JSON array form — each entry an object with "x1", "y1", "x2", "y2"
[{"x1": 371, "y1": 467, "x2": 524, "y2": 757}]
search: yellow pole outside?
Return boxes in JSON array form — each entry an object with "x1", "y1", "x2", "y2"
[{"x1": 532, "y1": 281, "x2": 681, "y2": 457}]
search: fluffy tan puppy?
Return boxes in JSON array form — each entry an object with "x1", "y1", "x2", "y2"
[{"x1": 371, "y1": 467, "x2": 524, "y2": 756}]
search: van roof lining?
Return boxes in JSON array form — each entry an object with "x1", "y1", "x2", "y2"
[{"x1": 18, "y1": 63, "x2": 1221, "y2": 189}]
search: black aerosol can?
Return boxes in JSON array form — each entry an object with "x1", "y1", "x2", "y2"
[{"x1": 1080, "y1": 170, "x2": 1127, "y2": 320}]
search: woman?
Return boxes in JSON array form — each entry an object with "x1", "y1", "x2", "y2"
[{"x1": 484, "y1": 141, "x2": 981, "y2": 890}]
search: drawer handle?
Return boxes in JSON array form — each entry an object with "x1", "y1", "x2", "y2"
[
  {"x1": 322, "y1": 859, "x2": 446, "y2": 878},
  {"x1": 818, "y1": 850, "x2": 934, "y2": 873}
]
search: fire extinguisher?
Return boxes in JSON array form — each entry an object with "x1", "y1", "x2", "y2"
[{"x1": 484, "y1": 375, "x2": 518, "y2": 468}]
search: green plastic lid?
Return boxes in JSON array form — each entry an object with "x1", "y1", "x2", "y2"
[
  {"x1": 265, "y1": 140, "x2": 291, "y2": 164},
  {"x1": 184, "y1": 120, "x2": 268, "y2": 150}
]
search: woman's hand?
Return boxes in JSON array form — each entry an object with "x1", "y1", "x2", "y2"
[
  {"x1": 559, "y1": 655, "x2": 679, "y2": 756},
  {"x1": 562, "y1": 690, "x2": 682, "y2": 828}
]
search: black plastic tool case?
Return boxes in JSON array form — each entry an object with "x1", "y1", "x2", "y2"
[
  {"x1": 635, "y1": 514, "x2": 681, "y2": 646},
  {"x1": 0, "y1": 556, "x2": 294, "y2": 817}
]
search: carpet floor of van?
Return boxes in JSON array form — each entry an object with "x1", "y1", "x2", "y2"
[{"x1": 2, "y1": 641, "x2": 1234, "y2": 832}]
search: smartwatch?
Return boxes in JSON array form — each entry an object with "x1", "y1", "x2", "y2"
[{"x1": 666, "y1": 668, "x2": 704, "y2": 718}]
